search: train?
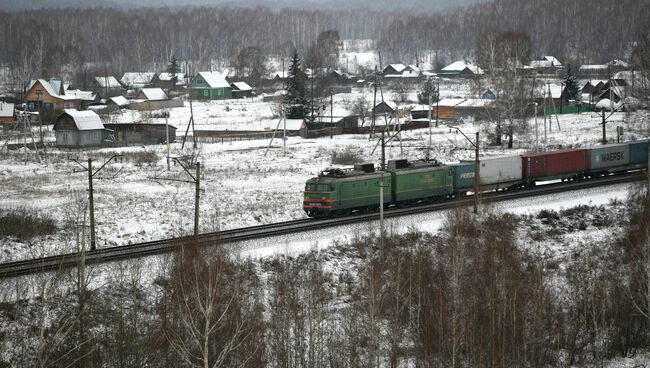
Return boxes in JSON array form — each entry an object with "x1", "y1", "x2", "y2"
[{"x1": 303, "y1": 139, "x2": 650, "y2": 218}]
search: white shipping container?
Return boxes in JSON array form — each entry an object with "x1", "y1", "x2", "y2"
[{"x1": 464, "y1": 155, "x2": 523, "y2": 186}]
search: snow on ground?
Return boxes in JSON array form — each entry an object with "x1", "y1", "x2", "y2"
[{"x1": 0, "y1": 79, "x2": 648, "y2": 262}]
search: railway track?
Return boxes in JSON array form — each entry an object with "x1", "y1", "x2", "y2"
[{"x1": 0, "y1": 173, "x2": 645, "y2": 279}]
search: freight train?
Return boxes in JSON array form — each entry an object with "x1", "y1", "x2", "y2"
[{"x1": 303, "y1": 139, "x2": 650, "y2": 218}]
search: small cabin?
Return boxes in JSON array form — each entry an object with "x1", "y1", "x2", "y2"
[{"x1": 53, "y1": 109, "x2": 109, "y2": 147}]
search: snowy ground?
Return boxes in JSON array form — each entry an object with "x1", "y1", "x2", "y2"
[{"x1": 0, "y1": 80, "x2": 648, "y2": 262}]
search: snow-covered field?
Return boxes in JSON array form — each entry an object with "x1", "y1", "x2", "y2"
[{"x1": 0, "y1": 81, "x2": 648, "y2": 263}]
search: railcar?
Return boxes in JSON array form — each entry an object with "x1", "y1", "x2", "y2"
[{"x1": 388, "y1": 159, "x2": 453, "y2": 204}]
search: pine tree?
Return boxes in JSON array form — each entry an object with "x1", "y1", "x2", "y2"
[
  {"x1": 167, "y1": 55, "x2": 180, "y2": 91},
  {"x1": 564, "y1": 64, "x2": 580, "y2": 101},
  {"x1": 284, "y1": 50, "x2": 309, "y2": 119},
  {"x1": 417, "y1": 78, "x2": 439, "y2": 105}
]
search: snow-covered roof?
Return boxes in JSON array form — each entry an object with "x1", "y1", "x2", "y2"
[
  {"x1": 441, "y1": 61, "x2": 484, "y2": 75},
  {"x1": 231, "y1": 82, "x2": 252, "y2": 91},
  {"x1": 283, "y1": 119, "x2": 305, "y2": 130},
  {"x1": 436, "y1": 98, "x2": 466, "y2": 107},
  {"x1": 543, "y1": 56, "x2": 562, "y2": 66},
  {"x1": 121, "y1": 72, "x2": 156, "y2": 87},
  {"x1": 271, "y1": 71, "x2": 288, "y2": 79},
  {"x1": 157, "y1": 72, "x2": 186, "y2": 83},
  {"x1": 108, "y1": 96, "x2": 129, "y2": 106},
  {"x1": 528, "y1": 56, "x2": 562, "y2": 69},
  {"x1": 374, "y1": 101, "x2": 398, "y2": 110},
  {"x1": 456, "y1": 99, "x2": 495, "y2": 108},
  {"x1": 28, "y1": 79, "x2": 60, "y2": 98},
  {"x1": 580, "y1": 65, "x2": 608, "y2": 70},
  {"x1": 607, "y1": 59, "x2": 629, "y2": 67},
  {"x1": 196, "y1": 72, "x2": 231, "y2": 88},
  {"x1": 0, "y1": 102, "x2": 14, "y2": 118},
  {"x1": 94, "y1": 76, "x2": 123, "y2": 89},
  {"x1": 138, "y1": 88, "x2": 168, "y2": 101},
  {"x1": 595, "y1": 99, "x2": 621, "y2": 111},
  {"x1": 386, "y1": 63, "x2": 407, "y2": 73},
  {"x1": 60, "y1": 109, "x2": 104, "y2": 130},
  {"x1": 65, "y1": 89, "x2": 96, "y2": 101},
  {"x1": 411, "y1": 104, "x2": 432, "y2": 112}
]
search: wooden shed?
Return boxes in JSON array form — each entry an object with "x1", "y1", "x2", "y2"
[
  {"x1": 0, "y1": 102, "x2": 14, "y2": 124},
  {"x1": 103, "y1": 123, "x2": 176, "y2": 145},
  {"x1": 53, "y1": 109, "x2": 108, "y2": 147}
]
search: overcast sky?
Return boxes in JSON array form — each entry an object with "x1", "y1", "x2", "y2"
[{"x1": 0, "y1": 0, "x2": 486, "y2": 11}]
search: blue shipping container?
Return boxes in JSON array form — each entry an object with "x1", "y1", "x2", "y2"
[
  {"x1": 629, "y1": 139, "x2": 650, "y2": 167},
  {"x1": 449, "y1": 162, "x2": 475, "y2": 190}
]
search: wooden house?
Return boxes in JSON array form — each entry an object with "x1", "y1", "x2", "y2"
[
  {"x1": 0, "y1": 102, "x2": 14, "y2": 124},
  {"x1": 121, "y1": 72, "x2": 156, "y2": 89},
  {"x1": 438, "y1": 61, "x2": 484, "y2": 78},
  {"x1": 151, "y1": 72, "x2": 187, "y2": 89},
  {"x1": 134, "y1": 88, "x2": 168, "y2": 101},
  {"x1": 107, "y1": 96, "x2": 130, "y2": 108},
  {"x1": 53, "y1": 109, "x2": 109, "y2": 147},
  {"x1": 24, "y1": 79, "x2": 80, "y2": 112},
  {"x1": 190, "y1": 72, "x2": 232, "y2": 100},
  {"x1": 231, "y1": 82, "x2": 253, "y2": 99},
  {"x1": 431, "y1": 98, "x2": 465, "y2": 120},
  {"x1": 372, "y1": 101, "x2": 397, "y2": 117},
  {"x1": 92, "y1": 76, "x2": 124, "y2": 97}
]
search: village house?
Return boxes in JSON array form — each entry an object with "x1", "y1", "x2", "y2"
[
  {"x1": 106, "y1": 96, "x2": 130, "y2": 109},
  {"x1": 230, "y1": 82, "x2": 254, "y2": 99},
  {"x1": 372, "y1": 101, "x2": 398, "y2": 118},
  {"x1": 382, "y1": 64, "x2": 419, "y2": 78},
  {"x1": 24, "y1": 79, "x2": 80, "y2": 112},
  {"x1": 53, "y1": 109, "x2": 110, "y2": 147},
  {"x1": 0, "y1": 102, "x2": 15, "y2": 124},
  {"x1": 92, "y1": 76, "x2": 124, "y2": 97},
  {"x1": 151, "y1": 72, "x2": 187, "y2": 90},
  {"x1": 134, "y1": 88, "x2": 169, "y2": 101},
  {"x1": 190, "y1": 72, "x2": 232, "y2": 100},
  {"x1": 525, "y1": 56, "x2": 563, "y2": 75},
  {"x1": 438, "y1": 61, "x2": 484, "y2": 78},
  {"x1": 121, "y1": 72, "x2": 156, "y2": 89}
]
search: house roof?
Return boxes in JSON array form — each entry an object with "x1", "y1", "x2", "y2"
[
  {"x1": 0, "y1": 102, "x2": 14, "y2": 118},
  {"x1": 607, "y1": 59, "x2": 629, "y2": 67},
  {"x1": 59, "y1": 109, "x2": 104, "y2": 130},
  {"x1": 94, "y1": 76, "x2": 123, "y2": 89},
  {"x1": 28, "y1": 79, "x2": 60, "y2": 98},
  {"x1": 580, "y1": 64, "x2": 608, "y2": 70},
  {"x1": 138, "y1": 88, "x2": 168, "y2": 101},
  {"x1": 121, "y1": 72, "x2": 156, "y2": 87},
  {"x1": 386, "y1": 63, "x2": 407, "y2": 73},
  {"x1": 441, "y1": 61, "x2": 483, "y2": 74},
  {"x1": 108, "y1": 96, "x2": 129, "y2": 106},
  {"x1": 196, "y1": 72, "x2": 231, "y2": 88},
  {"x1": 65, "y1": 89, "x2": 97, "y2": 101},
  {"x1": 436, "y1": 98, "x2": 466, "y2": 107},
  {"x1": 231, "y1": 82, "x2": 252, "y2": 91},
  {"x1": 456, "y1": 99, "x2": 495, "y2": 108},
  {"x1": 157, "y1": 72, "x2": 186, "y2": 84}
]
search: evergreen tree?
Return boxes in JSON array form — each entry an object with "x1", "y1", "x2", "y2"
[
  {"x1": 564, "y1": 63, "x2": 580, "y2": 101},
  {"x1": 417, "y1": 78, "x2": 440, "y2": 105},
  {"x1": 284, "y1": 50, "x2": 309, "y2": 119},
  {"x1": 167, "y1": 55, "x2": 180, "y2": 91}
]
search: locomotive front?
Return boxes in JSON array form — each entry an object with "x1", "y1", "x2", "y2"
[{"x1": 303, "y1": 176, "x2": 338, "y2": 218}]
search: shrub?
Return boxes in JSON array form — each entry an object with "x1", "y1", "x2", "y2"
[
  {"x1": 0, "y1": 207, "x2": 57, "y2": 240},
  {"x1": 331, "y1": 147, "x2": 363, "y2": 165}
]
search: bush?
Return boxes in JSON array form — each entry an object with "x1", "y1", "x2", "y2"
[
  {"x1": 331, "y1": 147, "x2": 363, "y2": 165},
  {"x1": 0, "y1": 208, "x2": 57, "y2": 240},
  {"x1": 126, "y1": 150, "x2": 160, "y2": 166}
]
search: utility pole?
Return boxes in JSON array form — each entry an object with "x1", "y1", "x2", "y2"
[
  {"x1": 194, "y1": 162, "x2": 200, "y2": 245},
  {"x1": 330, "y1": 92, "x2": 333, "y2": 139},
  {"x1": 165, "y1": 116, "x2": 170, "y2": 170},
  {"x1": 427, "y1": 93, "x2": 432, "y2": 149},
  {"x1": 451, "y1": 127, "x2": 479, "y2": 214},
  {"x1": 474, "y1": 131, "x2": 480, "y2": 215},
  {"x1": 380, "y1": 129, "x2": 386, "y2": 170},
  {"x1": 602, "y1": 109, "x2": 608, "y2": 144},
  {"x1": 379, "y1": 172, "x2": 385, "y2": 251},
  {"x1": 71, "y1": 155, "x2": 122, "y2": 250},
  {"x1": 283, "y1": 102, "x2": 286, "y2": 157},
  {"x1": 435, "y1": 78, "x2": 440, "y2": 128}
]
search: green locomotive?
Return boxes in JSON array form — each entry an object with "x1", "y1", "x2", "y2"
[{"x1": 303, "y1": 160, "x2": 453, "y2": 218}]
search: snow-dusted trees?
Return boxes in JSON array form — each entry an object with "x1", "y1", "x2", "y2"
[
  {"x1": 232, "y1": 47, "x2": 268, "y2": 86},
  {"x1": 284, "y1": 51, "x2": 310, "y2": 119},
  {"x1": 478, "y1": 31, "x2": 532, "y2": 148},
  {"x1": 162, "y1": 242, "x2": 265, "y2": 368}
]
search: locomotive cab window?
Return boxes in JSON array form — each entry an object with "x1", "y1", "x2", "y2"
[{"x1": 306, "y1": 183, "x2": 331, "y2": 192}]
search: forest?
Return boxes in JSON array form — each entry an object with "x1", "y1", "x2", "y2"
[{"x1": 0, "y1": 0, "x2": 648, "y2": 85}]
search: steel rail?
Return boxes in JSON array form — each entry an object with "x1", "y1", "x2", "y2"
[{"x1": 0, "y1": 173, "x2": 644, "y2": 279}]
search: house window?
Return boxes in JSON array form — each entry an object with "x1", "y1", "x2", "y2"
[{"x1": 203, "y1": 90, "x2": 208, "y2": 97}]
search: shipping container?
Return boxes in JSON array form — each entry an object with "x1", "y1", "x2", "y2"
[
  {"x1": 465, "y1": 155, "x2": 522, "y2": 186},
  {"x1": 522, "y1": 149, "x2": 588, "y2": 179},
  {"x1": 587, "y1": 144, "x2": 630, "y2": 171},
  {"x1": 449, "y1": 162, "x2": 476, "y2": 190},
  {"x1": 629, "y1": 139, "x2": 650, "y2": 167},
  {"x1": 388, "y1": 160, "x2": 453, "y2": 202}
]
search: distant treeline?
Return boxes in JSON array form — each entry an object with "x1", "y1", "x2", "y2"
[{"x1": 0, "y1": 0, "x2": 648, "y2": 82}]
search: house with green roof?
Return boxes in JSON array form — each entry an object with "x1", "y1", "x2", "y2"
[{"x1": 190, "y1": 72, "x2": 232, "y2": 100}]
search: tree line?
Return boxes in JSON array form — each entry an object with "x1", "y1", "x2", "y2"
[{"x1": 0, "y1": 0, "x2": 648, "y2": 87}]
